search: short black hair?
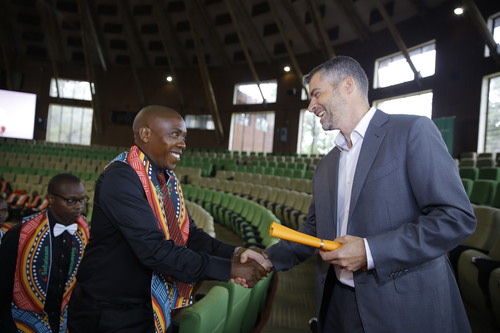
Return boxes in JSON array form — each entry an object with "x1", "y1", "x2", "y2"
[{"x1": 47, "y1": 173, "x2": 82, "y2": 194}]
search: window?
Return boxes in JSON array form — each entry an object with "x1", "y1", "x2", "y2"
[
  {"x1": 49, "y1": 78, "x2": 93, "y2": 100},
  {"x1": 229, "y1": 112, "x2": 275, "y2": 153},
  {"x1": 297, "y1": 109, "x2": 338, "y2": 155},
  {"x1": 485, "y1": 12, "x2": 500, "y2": 57},
  {"x1": 185, "y1": 114, "x2": 215, "y2": 130},
  {"x1": 478, "y1": 73, "x2": 500, "y2": 153},
  {"x1": 46, "y1": 104, "x2": 93, "y2": 145},
  {"x1": 373, "y1": 90, "x2": 433, "y2": 119},
  {"x1": 233, "y1": 80, "x2": 277, "y2": 104},
  {"x1": 47, "y1": 78, "x2": 93, "y2": 145},
  {"x1": 374, "y1": 41, "x2": 436, "y2": 88}
]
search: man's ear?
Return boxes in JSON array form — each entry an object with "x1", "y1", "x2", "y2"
[
  {"x1": 343, "y1": 77, "x2": 355, "y2": 95},
  {"x1": 138, "y1": 127, "x2": 151, "y2": 143}
]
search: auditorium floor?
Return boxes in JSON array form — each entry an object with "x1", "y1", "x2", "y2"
[{"x1": 212, "y1": 223, "x2": 498, "y2": 333}]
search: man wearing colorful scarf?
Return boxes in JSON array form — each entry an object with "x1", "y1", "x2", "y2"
[
  {"x1": 0, "y1": 173, "x2": 89, "y2": 332},
  {"x1": 68, "y1": 105, "x2": 268, "y2": 333}
]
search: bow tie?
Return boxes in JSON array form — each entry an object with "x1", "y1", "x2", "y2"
[{"x1": 53, "y1": 223, "x2": 78, "y2": 237}]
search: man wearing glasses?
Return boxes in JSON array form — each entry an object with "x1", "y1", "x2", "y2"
[{"x1": 0, "y1": 173, "x2": 89, "y2": 333}]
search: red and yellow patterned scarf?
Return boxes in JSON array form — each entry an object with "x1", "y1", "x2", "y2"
[{"x1": 11, "y1": 211, "x2": 89, "y2": 332}]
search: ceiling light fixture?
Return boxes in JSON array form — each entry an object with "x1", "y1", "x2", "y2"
[
  {"x1": 454, "y1": 7, "x2": 464, "y2": 15},
  {"x1": 166, "y1": 75, "x2": 173, "y2": 82},
  {"x1": 283, "y1": 66, "x2": 291, "y2": 72}
]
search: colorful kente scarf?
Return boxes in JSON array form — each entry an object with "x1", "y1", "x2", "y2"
[
  {"x1": 112, "y1": 145, "x2": 192, "y2": 333},
  {"x1": 11, "y1": 211, "x2": 89, "y2": 333}
]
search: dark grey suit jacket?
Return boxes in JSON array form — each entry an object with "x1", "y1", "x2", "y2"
[{"x1": 267, "y1": 110, "x2": 476, "y2": 332}]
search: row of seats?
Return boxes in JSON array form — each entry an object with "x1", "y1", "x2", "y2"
[
  {"x1": 454, "y1": 205, "x2": 500, "y2": 326},
  {"x1": 183, "y1": 185, "x2": 280, "y2": 249},
  {"x1": 459, "y1": 151, "x2": 500, "y2": 168},
  {"x1": 191, "y1": 177, "x2": 312, "y2": 230},
  {"x1": 460, "y1": 167, "x2": 500, "y2": 182},
  {"x1": 185, "y1": 200, "x2": 216, "y2": 238},
  {"x1": 1, "y1": 173, "x2": 96, "y2": 197},
  {"x1": 175, "y1": 274, "x2": 274, "y2": 333},
  {"x1": 462, "y1": 178, "x2": 500, "y2": 208},
  {"x1": 214, "y1": 170, "x2": 313, "y2": 194}
]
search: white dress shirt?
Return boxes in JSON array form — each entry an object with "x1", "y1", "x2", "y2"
[{"x1": 334, "y1": 106, "x2": 376, "y2": 287}]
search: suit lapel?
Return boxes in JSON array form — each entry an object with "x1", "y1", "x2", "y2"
[{"x1": 348, "y1": 110, "x2": 388, "y2": 226}]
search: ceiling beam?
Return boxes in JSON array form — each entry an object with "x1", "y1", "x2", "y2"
[
  {"x1": 374, "y1": 0, "x2": 422, "y2": 85},
  {"x1": 185, "y1": 0, "x2": 224, "y2": 143},
  {"x1": 119, "y1": 0, "x2": 150, "y2": 68},
  {"x1": 307, "y1": 0, "x2": 335, "y2": 59},
  {"x1": 84, "y1": 0, "x2": 109, "y2": 71},
  {"x1": 153, "y1": 1, "x2": 186, "y2": 111},
  {"x1": 281, "y1": 0, "x2": 317, "y2": 52},
  {"x1": 233, "y1": 0, "x2": 272, "y2": 64},
  {"x1": 194, "y1": 0, "x2": 231, "y2": 68},
  {"x1": 39, "y1": 0, "x2": 63, "y2": 97},
  {"x1": 268, "y1": 0, "x2": 307, "y2": 92},
  {"x1": 335, "y1": 0, "x2": 370, "y2": 41},
  {"x1": 154, "y1": 1, "x2": 189, "y2": 68},
  {"x1": 78, "y1": 0, "x2": 102, "y2": 135},
  {"x1": 224, "y1": 0, "x2": 266, "y2": 102},
  {"x1": 464, "y1": 0, "x2": 500, "y2": 64}
]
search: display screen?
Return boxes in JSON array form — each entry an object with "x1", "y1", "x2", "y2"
[{"x1": 0, "y1": 89, "x2": 37, "y2": 139}]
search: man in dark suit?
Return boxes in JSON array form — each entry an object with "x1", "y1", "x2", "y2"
[{"x1": 258, "y1": 56, "x2": 476, "y2": 332}]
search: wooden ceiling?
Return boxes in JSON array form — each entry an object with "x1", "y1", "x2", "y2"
[{"x1": 0, "y1": 0, "x2": 450, "y2": 72}]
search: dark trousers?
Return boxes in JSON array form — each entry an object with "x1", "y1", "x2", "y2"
[
  {"x1": 68, "y1": 287, "x2": 158, "y2": 333},
  {"x1": 319, "y1": 267, "x2": 364, "y2": 333}
]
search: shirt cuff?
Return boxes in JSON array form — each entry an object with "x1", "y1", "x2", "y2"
[{"x1": 363, "y1": 238, "x2": 375, "y2": 270}]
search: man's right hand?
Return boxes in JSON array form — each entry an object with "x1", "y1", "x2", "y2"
[{"x1": 230, "y1": 255, "x2": 268, "y2": 288}]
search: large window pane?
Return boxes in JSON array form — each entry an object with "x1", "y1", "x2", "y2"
[
  {"x1": 185, "y1": 114, "x2": 215, "y2": 130},
  {"x1": 483, "y1": 75, "x2": 500, "y2": 152},
  {"x1": 46, "y1": 104, "x2": 93, "y2": 145},
  {"x1": 374, "y1": 91, "x2": 433, "y2": 119},
  {"x1": 233, "y1": 80, "x2": 277, "y2": 104},
  {"x1": 485, "y1": 12, "x2": 500, "y2": 56},
  {"x1": 49, "y1": 78, "x2": 92, "y2": 101},
  {"x1": 229, "y1": 112, "x2": 274, "y2": 153},
  {"x1": 374, "y1": 41, "x2": 436, "y2": 88},
  {"x1": 297, "y1": 109, "x2": 338, "y2": 155}
]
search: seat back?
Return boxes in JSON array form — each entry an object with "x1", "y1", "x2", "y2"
[
  {"x1": 462, "y1": 206, "x2": 500, "y2": 252},
  {"x1": 219, "y1": 282, "x2": 252, "y2": 333},
  {"x1": 178, "y1": 285, "x2": 229, "y2": 333},
  {"x1": 469, "y1": 180, "x2": 497, "y2": 205}
]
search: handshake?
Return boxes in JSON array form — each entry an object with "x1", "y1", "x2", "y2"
[{"x1": 230, "y1": 247, "x2": 273, "y2": 288}]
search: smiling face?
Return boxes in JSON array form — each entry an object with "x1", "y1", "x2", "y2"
[
  {"x1": 135, "y1": 108, "x2": 187, "y2": 171},
  {"x1": 307, "y1": 71, "x2": 348, "y2": 132}
]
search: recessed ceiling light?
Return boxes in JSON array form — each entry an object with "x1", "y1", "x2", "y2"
[{"x1": 454, "y1": 7, "x2": 464, "y2": 15}]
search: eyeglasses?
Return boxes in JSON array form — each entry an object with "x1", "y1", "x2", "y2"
[{"x1": 51, "y1": 193, "x2": 89, "y2": 206}]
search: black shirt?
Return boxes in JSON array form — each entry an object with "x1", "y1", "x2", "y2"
[
  {"x1": 75, "y1": 161, "x2": 235, "y2": 305},
  {"x1": 0, "y1": 210, "x2": 74, "y2": 332}
]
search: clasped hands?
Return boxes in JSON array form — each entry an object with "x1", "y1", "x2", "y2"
[{"x1": 229, "y1": 248, "x2": 273, "y2": 288}]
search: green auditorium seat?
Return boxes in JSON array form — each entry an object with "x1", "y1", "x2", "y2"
[
  {"x1": 219, "y1": 282, "x2": 252, "y2": 333},
  {"x1": 241, "y1": 272, "x2": 274, "y2": 333},
  {"x1": 469, "y1": 179, "x2": 497, "y2": 206},
  {"x1": 177, "y1": 285, "x2": 229, "y2": 333},
  {"x1": 459, "y1": 166, "x2": 479, "y2": 181},
  {"x1": 462, "y1": 178, "x2": 474, "y2": 197},
  {"x1": 478, "y1": 167, "x2": 500, "y2": 182}
]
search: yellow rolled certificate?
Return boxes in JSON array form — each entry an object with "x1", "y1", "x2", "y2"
[{"x1": 269, "y1": 222, "x2": 341, "y2": 251}]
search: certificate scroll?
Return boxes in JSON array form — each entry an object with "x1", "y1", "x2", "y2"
[{"x1": 269, "y1": 222, "x2": 341, "y2": 251}]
